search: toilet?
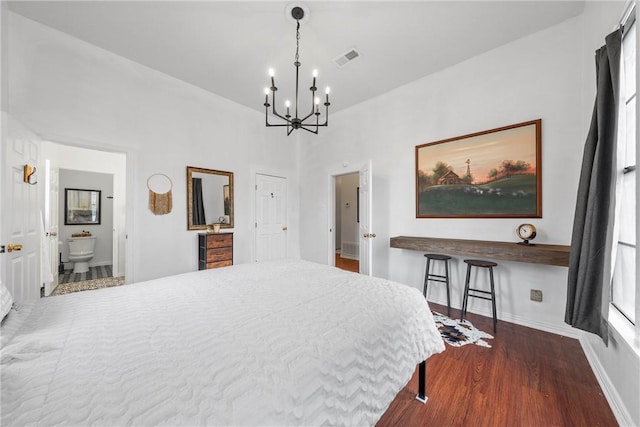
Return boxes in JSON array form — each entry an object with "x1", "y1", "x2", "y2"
[{"x1": 67, "y1": 236, "x2": 96, "y2": 274}]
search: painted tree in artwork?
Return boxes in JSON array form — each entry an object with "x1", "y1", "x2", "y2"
[
  {"x1": 417, "y1": 169, "x2": 434, "y2": 192},
  {"x1": 432, "y1": 161, "x2": 452, "y2": 183},
  {"x1": 500, "y1": 160, "x2": 530, "y2": 178}
]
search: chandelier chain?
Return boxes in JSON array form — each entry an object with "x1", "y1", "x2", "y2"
[{"x1": 295, "y1": 21, "x2": 300, "y2": 64}]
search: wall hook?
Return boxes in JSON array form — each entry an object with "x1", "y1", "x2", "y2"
[{"x1": 23, "y1": 165, "x2": 37, "y2": 185}]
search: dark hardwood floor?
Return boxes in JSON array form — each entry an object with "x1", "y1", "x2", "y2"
[
  {"x1": 335, "y1": 252, "x2": 359, "y2": 273},
  {"x1": 378, "y1": 303, "x2": 618, "y2": 427}
]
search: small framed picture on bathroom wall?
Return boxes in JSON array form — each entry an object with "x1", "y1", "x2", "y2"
[{"x1": 64, "y1": 188, "x2": 101, "y2": 225}]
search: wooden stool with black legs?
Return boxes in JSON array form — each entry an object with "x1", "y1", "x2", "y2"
[
  {"x1": 423, "y1": 253, "x2": 452, "y2": 316},
  {"x1": 461, "y1": 259, "x2": 498, "y2": 332}
]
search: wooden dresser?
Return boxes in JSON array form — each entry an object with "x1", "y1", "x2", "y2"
[{"x1": 198, "y1": 232, "x2": 233, "y2": 270}]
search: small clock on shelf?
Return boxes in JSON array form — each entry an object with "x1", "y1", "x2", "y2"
[{"x1": 516, "y1": 223, "x2": 537, "y2": 245}]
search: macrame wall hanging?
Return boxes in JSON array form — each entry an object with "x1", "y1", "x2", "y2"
[{"x1": 147, "y1": 173, "x2": 173, "y2": 215}]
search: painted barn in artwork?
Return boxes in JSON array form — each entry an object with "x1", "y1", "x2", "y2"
[{"x1": 437, "y1": 170, "x2": 462, "y2": 185}]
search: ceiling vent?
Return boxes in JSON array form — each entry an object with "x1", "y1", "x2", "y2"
[{"x1": 333, "y1": 48, "x2": 360, "y2": 68}]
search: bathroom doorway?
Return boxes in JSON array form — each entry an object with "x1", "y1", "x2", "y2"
[{"x1": 42, "y1": 142, "x2": 126, "y2": 296}]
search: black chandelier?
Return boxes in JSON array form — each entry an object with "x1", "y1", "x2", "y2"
[{"x1": 263, "y1": 6, "x2": 330, "y2": 135}]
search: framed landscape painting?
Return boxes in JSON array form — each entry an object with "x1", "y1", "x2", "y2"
[{"x1": 416, "y1": 119, "x2": 542, "y2": 218}]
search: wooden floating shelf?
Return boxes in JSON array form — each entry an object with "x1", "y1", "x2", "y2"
[{"x1": 390, "y1": 236, "x2": 571, "y2": 267}]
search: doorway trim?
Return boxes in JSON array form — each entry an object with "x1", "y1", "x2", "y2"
[{"x1": 40, "y1": 134, "x2": 135, "y2": 284}]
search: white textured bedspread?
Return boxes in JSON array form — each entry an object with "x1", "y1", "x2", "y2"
[{"x1": 1, "y1": 259, "x2": 444, "y2": 426}]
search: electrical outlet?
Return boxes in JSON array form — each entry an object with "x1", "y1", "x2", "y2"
[{"x1": 530, "y1": 289, "x2": 543, "y2": 302}]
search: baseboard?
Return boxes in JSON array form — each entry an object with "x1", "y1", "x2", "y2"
[
  {"x1": 427, "y1": 296, "x2": 580, "y2": 338},
  {"x1": 339, "y1": 254, "x2": 359, "y2": 261},
  {"x1": 89, "y1": 261, "x2": 112, "y2": 268},
  {"x1": 63, "y1": 261, "x2": 112, "y2": 270},
  {"x1": 579, "y1": 335, "x2": 634, "y2": 427},
  {"x1": 498, "y1": 311, "x2": 580, "y2": 338},
  {"x1": 341, "y1": 241, "x2": 359, "y2": 259}
]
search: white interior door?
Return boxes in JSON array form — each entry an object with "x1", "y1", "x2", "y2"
[
  {"x1": 1, "y1": 117, "x2": 41, "y2": 300},
  {"x1": 43, "y1": 160, "x2": 59, "y2": 295},
  {"x1": 358, "y1": 161, "x2": 373, "y2": 276},
  {"x1": 255, "y1": 174, "x2": 287, "y2": 262}
]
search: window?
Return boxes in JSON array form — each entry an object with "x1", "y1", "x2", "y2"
[{"x1": 611, "y1": 10, "x2": 636, "y2": 326}]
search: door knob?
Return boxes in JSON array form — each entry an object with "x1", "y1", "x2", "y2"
[
  {"x1": 371, "y1": 233, "x2": 376, "y2": 238},
  {"x1": 7, "y1": 243, "x2": 23, "y2": 252},
  {"x1": 363, "y1": 233, "x2": 369, "y2": 238}
]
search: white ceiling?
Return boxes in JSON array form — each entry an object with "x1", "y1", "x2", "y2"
[{"x1": 8, "y1": 1, "x2": 585, "y2": 114}]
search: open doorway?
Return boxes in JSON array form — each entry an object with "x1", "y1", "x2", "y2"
[
  {"x1": 42, "y1": 141, "x2": 126, "y2": 296},
  {"x1": 334, "y1": 173, "x2": 359, "y2": 273}
]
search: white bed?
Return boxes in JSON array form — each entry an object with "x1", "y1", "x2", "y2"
[{"x1": 1, "y1": 259, "x2": 444, "y2": 426}]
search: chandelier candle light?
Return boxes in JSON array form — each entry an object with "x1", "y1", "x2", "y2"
[{"x1": 264, "y1": 6, "x2": 330, "y2": 135}]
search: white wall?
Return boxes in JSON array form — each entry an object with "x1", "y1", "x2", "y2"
[
  {"x1": 298, "y1": 2, "x2": 637, "y2": 425},
  {"x1": 8, "y1": 12, "x2": 300, "y2": 283},
  {"x1": 0, "y1": 2, "x2": 7, "y2": 296},
  {"x1": 300, "y1": 10, "x2": 585, "y2": 336}
]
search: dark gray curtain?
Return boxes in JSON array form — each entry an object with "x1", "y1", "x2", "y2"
[
  {"x1": 192, "y1": 178, "x2": 206, "y2": 225},
  {"x1": 565, "y1": 29, "x2": 622, "y2": 343}
]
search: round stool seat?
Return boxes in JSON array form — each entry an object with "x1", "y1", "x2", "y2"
[
  {"x1": 464, "y1": 259, "x2": 498, "y2": 268},
  {"x1": 424, "y1": 253, "x2": 452, "y2": 261}
]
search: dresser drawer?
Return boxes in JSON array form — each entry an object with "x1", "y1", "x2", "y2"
[
  {"x1": 206, "y1": 260, "x2": 233, "y2": 269},
  {"x1": 206, "y1": 247, "x2": 232, "y2": 262},
  {"x1": 206, "y1": 233, "x2": 232, "y2": 248}
]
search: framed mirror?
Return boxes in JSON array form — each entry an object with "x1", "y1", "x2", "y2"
[
  {"x1": 65, "y1": 188, "x2": 101, "y2": 225},
  {"x1": 187, "y1": 166, "x2": 234, "y2": 230}
]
